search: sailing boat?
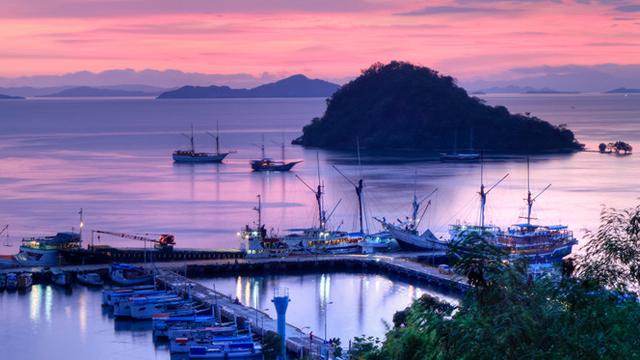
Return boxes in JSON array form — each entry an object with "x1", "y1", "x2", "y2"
[
  {"x1": 440, "y1": 127, "x2": 480, "y2": 162},
  {"x1": 448, "y1": 157, "x2": 508, "y2": 243},
  {"x1": 250, "y1": 135, "x2": 301, "y2": 172},
  {"x1": 173, "y1": 123, "x2": 233, "y2": 163},
  {"x1": 376, "y1": 188, "x2": 447, "y2": 251},
  {"x1": 242, "y1": 155, "x2": 361, "y2": 255},
  {"x1": 493, "y1": 158, "x2": 577, "y2": 271},
  {"x1": 332, "y1": 141, "x2": 394, "y2": 253}
]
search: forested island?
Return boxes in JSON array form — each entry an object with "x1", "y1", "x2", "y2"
[{"x1": 295, "y1": 62, "x2": 583, "y2": 153}]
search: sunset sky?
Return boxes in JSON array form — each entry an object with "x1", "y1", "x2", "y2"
[{"x1": 1, "y1": 0, "x2": 639, "y2": 80}]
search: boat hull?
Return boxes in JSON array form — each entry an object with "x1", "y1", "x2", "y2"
[
  {"x1": 387, "y1": 226, "x2": 448, "y2": 251},
  {"x1": 15, "y1": 247, "x2": 61, "y2": 267},
  {"x1": 250, "y1": 160, "x2": 300, "y2": 172},
  {"x1": 173, "y1": 153, "x2": 229, "y2": 163}
]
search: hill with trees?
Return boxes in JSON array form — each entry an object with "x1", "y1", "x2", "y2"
[{"x1": 295, "y1": 61, "x2": 583, "y2": 153}]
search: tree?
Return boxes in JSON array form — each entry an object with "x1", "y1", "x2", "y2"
[
  {"x1": 350, "y1": 204, "x2": 640, "y2": 360},
  {"x1": 577, "y1": 205, "x2": 640, "y2": 291}
]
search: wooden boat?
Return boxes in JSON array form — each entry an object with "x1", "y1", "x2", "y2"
[
  {"x1": 173, "y1": 124, "x2": 234, "y2": 164},
  {"x1": 109, "y1": 263, "x2": 154, "y2": 286},
  {"x1": 6, "y1": 273, "x2": 18, "y2": 291},
  {"x1": 51, "y1": 269, "x2": 72, "y2": 287},
  {"x1": 17, "y1": 272, "x2": 33, "y2": 289},
  {"x1": 77, "y1": 272, "x2": 104, "y2": 286}
]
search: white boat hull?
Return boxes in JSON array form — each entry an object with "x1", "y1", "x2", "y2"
[
  {"x1": 173, "y1": 153, "x2": 229, "y2": 163},
  {"x1": 15, "y1": 247, "x2": 61, "y2": 267}
]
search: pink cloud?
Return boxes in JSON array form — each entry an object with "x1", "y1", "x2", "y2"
[{"x1": 0, "y1": 0, "x2": 638, "y2": 80}]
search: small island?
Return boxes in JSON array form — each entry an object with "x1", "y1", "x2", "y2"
[
  {"x1": 294, "y1": 61, "x2": 583, "y2": 153},
  {"x1": 0, "y1": 94, "x2": 25, "y2": 100},
  {"x1": 606, "y1": 88, "x2": 640, "y2": 94}
]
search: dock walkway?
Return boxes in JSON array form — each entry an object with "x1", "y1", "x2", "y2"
[{"x1": 156, "y1": 269, "x2": 331, "y2": 359}]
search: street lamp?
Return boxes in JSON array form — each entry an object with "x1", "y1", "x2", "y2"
[{"x1": 324, "y1": 301, "x2": 333, "y2": 341}]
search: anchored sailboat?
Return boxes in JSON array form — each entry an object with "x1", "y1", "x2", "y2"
[
  {"x1": 440, "y1": 127, "x2": 480, "y2": 162},
  {"x1": 173, "y1": 123, "x2": 234, "y2": 163},
  {"x1": 250, "y1": 135, "x2": 301, "y2": 172}
]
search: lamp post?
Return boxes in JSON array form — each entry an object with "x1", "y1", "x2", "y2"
[{"x1": 324, "y1": 301, "x2": 333, "y2": 341}]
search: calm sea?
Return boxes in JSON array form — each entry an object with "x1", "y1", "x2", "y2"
[
  {"x1": 0, "y1": 94, "x2": 638, "y2": 359},
  {"x1": 0, "y1": 94, "x2": 638, "y2": 251}
]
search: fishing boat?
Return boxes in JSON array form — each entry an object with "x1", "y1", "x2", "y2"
[
  {"x1": 153, "y1": 314, "x2": 217, "y2": 339},
  {"x1": 449, "y1": 159, "x2": 577, "y2": 273},
  {"x1": 169, "y1": 325, "x2": 246, "y2": 353},
  {"x1": 189, "y1": 341, "x2": 263, "y2": 359},
  {"x1": 6, "y1": 273, "x2": 18, "y2": 291},
  {"x1": 109, "y1": 263, "x2": 154, "y2": 286},
  {"x1": 14, "y1": 231, "x2": 82, "y2": 267},
  {"x1": 102, "y1": 285, "x2": 157, "y2": 306},
  {"x1": 173, "y1": 124, "x2": 233, "y2": 163},
  {"x1": 51, "y1": 269, "x2": 72, "y2": 287},
  {"x1": 77, "y1": 272, "x2": 104, "y2": 287},
  {"x1": 113, "y1": 292, "x2": 179, "y2": 317},
  {"x1": 0, "y1": 274, "x2": 6, "y2": 291},
  {"x1": 250, "y1": 137, "x2": 301, "y2": 172},
  {"x1": 241, "y1": 165, "x2": 362, "y2": 256},
  {"x1": 130, "y1": 297, "x2": 194, "y2": 320},
  {"x1": 17, "y1": 272, "x2": 33, "y2": 289},
  {"x1": 377, "y1": 188, "x2": 447, "y2": 251}
]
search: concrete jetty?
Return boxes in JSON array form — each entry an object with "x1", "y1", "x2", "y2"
[{"x1": 156, "y1": 269, "x2": 332, "y2": 359}]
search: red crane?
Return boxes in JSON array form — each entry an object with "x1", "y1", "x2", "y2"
[{"x1": 91, "y1": 230, "x2": 175, "y2": 250}]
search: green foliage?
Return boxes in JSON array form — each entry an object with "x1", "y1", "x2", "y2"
[
  {"x1": 298, "y1": 61, "x2": 582, "y2": 152},
  {"x1": 578, "y1": 205, "x2": 640, "y2": 291},
  {"x1": 261, "y1": 331, "x2": 282, "y2": 360},
  {"x1": 351, "y1": 205, "x2": 640, "y2": 360}
]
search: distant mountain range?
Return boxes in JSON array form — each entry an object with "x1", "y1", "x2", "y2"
[
  {"x1": 38, "y1": 86, "x2": 163, "y2": 97},
  {"x1": 464, "y1": 64, "x2": 640, "y2": 93},
  {"x1": 0, "y1": 84, "x2": 170, "y2": 97},
  {"x1": 472, "y1": 86, "x2": 580, "y2": 94},
  {"x1": 157, "y1": 74, "x2": 340, "y2": 99}
]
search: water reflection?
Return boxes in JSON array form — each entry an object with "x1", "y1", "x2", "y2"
[{"x1": 200, "y1": 272, "x2": 460, "y2": 344}]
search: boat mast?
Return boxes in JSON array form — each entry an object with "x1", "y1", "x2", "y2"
[
  {"x1": 526, "y1": 158, "x2": 532, "y2": 225},
  {"x1": 523, "y1": 157, "x2": 551, "y2": 226},
  {"x1": 261, "y1": 134, "x2": 266, "y2": 159},
  {"x1": 254, "y1": 194, "x2": 262, "y2": 234},
  {"x1": 478, "y1": 156, "x2": 510, "y2": 228},
  {"x1": 316, "y1": 153, "x2": 326, "y2": 229},
  {"x1": 479, "y1": 158, "x2": 486, "y2": 227},
  {"x1": 190, "y1": 124, "x2": 195, "y2": 153},
  {"x1": 281, "y1": 133, "x2": 285, "y2": 162},
  {"x1": 215, "y1": 121, "x2": 220, "y2": 155}
]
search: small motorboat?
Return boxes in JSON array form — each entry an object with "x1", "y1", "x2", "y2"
[
  {"x1": 17, "y1": 272, "x2": 33, "y2": 290},
  {"x1": 77, "y1": 272, "x2": 104, "y2": 287},
  {"x1": 0, "y1": 273, "x2": 7, "y2": 291},
  {"x1": 189, "y1": 341, "x2": 263, "y2": 359},
  {"x1": 51, "y1": 269, "x2": 72, "y2": 287},
  {"x1": 110, "y1": 263, "x2": 154, "y2": 286},
  {"x1": 6, "y1": 273, "x2": 18, "y2": 291},
  {"x1": 113, "y1": 293, "x2": 179, "y2": 318},
  {"x1": 153, "y1": 314, "x2": 217, "y2": 338},
  {"x1": 101, "y1": 284, "x2": 156, "y2": 306},
  {"x1": 130, "y1": 297, "x2": 194, "y2": 320},
  {"x1": 103, "y1": 288, "x2": 165, "y2": 307}
]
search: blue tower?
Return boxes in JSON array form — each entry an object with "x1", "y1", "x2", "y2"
[{"x1": 271, "y1": 288, "x2": 290, "y2": 360}]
